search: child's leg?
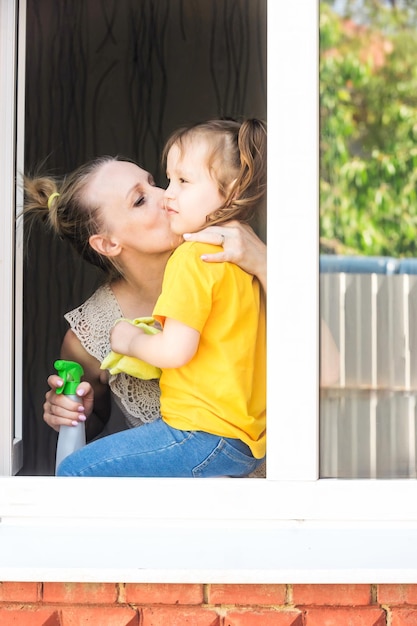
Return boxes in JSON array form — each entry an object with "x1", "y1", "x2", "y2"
[{"x1": 56, "y1": 419, "x2": 260, "y2": 477}]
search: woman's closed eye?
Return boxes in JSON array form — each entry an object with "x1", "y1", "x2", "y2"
[{"x1": 134, "y1": 195, "x2": 145, "y2": 207}]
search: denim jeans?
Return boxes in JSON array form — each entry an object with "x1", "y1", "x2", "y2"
[{"x1": 56, "y1": 418, "x2": 264, "y2": 477}]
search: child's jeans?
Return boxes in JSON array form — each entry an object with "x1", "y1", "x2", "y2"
[{"x1": 56, "y1": 417, "x2": 264, "y2": 477}]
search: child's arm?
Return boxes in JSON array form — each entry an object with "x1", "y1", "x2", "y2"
[{"x1": 109, "y1": 318, "x2": 200, "y2": 369}]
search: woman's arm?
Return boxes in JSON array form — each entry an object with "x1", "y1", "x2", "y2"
[
  {"x1": 187, "y1": 223, "x2": 340, "y2": 387},
  {"x1": 183, "y1": 221, "x2": 267, "y2": 292},
  {"x1": 44, "y1": 328, "x2": 112, "y2": 440}
]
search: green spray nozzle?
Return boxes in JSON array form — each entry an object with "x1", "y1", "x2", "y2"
[{"x1": 54, "y1": 360, "x2": 84, "y2": 395}]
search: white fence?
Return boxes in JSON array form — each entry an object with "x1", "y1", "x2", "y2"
[{"x1": 320, "y1": 257, "x2": 417, "y2": 478}]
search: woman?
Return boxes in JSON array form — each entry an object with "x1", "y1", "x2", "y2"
[{"x1": 24, "y1": 156, "x2": 267, "y2": 463}]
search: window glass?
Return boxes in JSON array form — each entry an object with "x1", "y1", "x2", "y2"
[
  {"x1": 320, "y1": 0, "x2": 417, "y2": 478},
  {"x1": 21, "y1": 0, "x2": 267, "y2": 476}
]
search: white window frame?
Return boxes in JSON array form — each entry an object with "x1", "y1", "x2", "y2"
[
  {"x1": 2, "y1": 0, "x2": 417, "y2": 584},
  {"x1": 0, "y1": 0, "x2": 24, "y2": 477}
]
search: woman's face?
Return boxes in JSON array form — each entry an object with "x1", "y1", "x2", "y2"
[{"x1": 86, "y1": 160, "x2": 181, "y2": 255}]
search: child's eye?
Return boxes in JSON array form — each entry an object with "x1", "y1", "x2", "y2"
[
  {"x1": 134, "y1": 196, "x2": 145, "y2": 207},
  {"x1": 179, "y1": 178, "x2": 187, "y2": 184}
]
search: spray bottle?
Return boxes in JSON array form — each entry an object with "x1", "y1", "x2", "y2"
[{"x1": 54, "y1": 359, "x2": 86, "y2": 474}]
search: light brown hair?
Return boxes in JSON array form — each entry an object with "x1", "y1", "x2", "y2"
[{"x1": 23, "y1": 156, "x2": 134, "y2": 279}]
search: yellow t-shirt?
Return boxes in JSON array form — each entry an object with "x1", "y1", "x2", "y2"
[{"x1": 153, "y1": 241, "x2": 266, "y2": 459}]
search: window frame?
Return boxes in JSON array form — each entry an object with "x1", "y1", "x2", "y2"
[
  {"x1": 0, "y1": 0, "x2": 24, "y2": 477},
  {"x1": 2, "y1": 0, "x2": 417, "y2": 584}
]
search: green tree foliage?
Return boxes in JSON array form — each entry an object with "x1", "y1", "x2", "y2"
[{"x1": 320, "y1": 0, "x2": 417, "y2": 256}]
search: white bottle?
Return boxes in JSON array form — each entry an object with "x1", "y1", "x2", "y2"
[{"x1": 54, "y1": 360, "x2": 86, "y2": 474}]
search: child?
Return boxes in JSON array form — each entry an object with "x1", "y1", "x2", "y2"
[{"x1": 107, "y1": 118, "x2": 266, "y2": 469}]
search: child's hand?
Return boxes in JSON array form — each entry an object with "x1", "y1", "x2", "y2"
[{"x1": 110, "y1": 320, "x2": 145, "y2": 356}]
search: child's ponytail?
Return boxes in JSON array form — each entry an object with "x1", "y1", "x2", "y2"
[{"x1": 233, "y1": 118, "x2": 267, "y2": 216}]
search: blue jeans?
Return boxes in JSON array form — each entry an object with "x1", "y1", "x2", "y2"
[{"x1": 56, "y1": 418, "x2": 264, "y2": 477}]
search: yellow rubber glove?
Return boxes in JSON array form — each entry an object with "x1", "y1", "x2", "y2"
[{"x1": 100, "y1": 317, "x2": 162, "y2": 380}]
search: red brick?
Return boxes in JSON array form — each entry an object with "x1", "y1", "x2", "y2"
[
  {"x1": 378, "y1": 584, "x2": 417, "y2": 605},
  {"x1": 208, "y1": 584, "x2": 286, "y2": 605},
  {"x1": 61, "y1": 606, "x2": 138, "y2": 625},
  {"x1": 305, "y1": 607, "x2": 386, "y2": 625},
  {"x1": 126, "y1": 583, "x2": 203, "y2": 604},
  {"x1": 293, "y1": 584, "x2": 372, "y2": 606},
  {"x1": 225, "y1": 609, "x2": 302, "y2": 626},
  {"x1": 43, "y1": 582, "x2": 117, "y2": 604},
  {"x1": 392, "y1": 608, "x2": 417, "y2": 625},
  {"x1": 0, "y1": 582, "x2": 40, "y2": 602},
  {"x1": 0, "y1": 608, "x2": 60, "y2": 625},
  {"x1": 142, "y1": 606, "x2": 220, "y2": 625}
]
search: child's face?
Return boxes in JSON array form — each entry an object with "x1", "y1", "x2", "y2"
[{"x1": 164, "y1": 139, "x2": 224, "y2": 235}]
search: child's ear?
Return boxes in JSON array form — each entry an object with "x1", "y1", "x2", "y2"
[{"x1": 89, "y1": 234, "x2": 121, "y2": 258}]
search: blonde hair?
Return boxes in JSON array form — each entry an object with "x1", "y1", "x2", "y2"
[
  {"x1": 23, "y1": 156, "x2": 133, "y2": 279},
  {"x1": 162, "y1": 118, "x2": 267, "y2": 226}
]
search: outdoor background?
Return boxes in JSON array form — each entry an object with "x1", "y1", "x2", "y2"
[
  {"x1": 319, "y1": 0, "x2": 417, "y2": 480},
  {"x1": 320, "y1": 0, "x2": 417, "y2": 257}
]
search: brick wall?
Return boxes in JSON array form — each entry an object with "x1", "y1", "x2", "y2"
[{"x1": 0, "y1": 582, "x2": 416, "y2": 624}]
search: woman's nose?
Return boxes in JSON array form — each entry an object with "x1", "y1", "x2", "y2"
[
  {"x1": 154, "y1": 188, "x2": 165, "y2": 208},
  {"x1": 165, "y1": 177, "x2": 178, "y2": 196}
]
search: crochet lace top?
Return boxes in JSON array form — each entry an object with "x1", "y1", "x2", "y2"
[{"x1": 64, "y1": 284, "x2": 161, "y2": 428}]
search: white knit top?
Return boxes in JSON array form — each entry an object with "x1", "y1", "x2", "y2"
[{"x1": 64, "y1": 284, "x2": 161, "y2": 428}]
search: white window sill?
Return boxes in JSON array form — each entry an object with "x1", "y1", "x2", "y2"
[
  {"x1": 2, "y1": 476, "x2": 417, "y2": 583},
  {"x1": 2, "y1": 521, "x2": 417, "y2": 584}
]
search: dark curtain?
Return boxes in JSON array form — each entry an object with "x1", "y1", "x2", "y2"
[{"x1": 21, "y1": 0, "x2": 267, "y2": 475}]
